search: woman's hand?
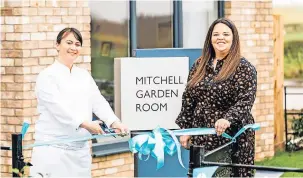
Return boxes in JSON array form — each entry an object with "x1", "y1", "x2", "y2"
[
  {"x1": 180, "y1": 135, "x2": 191, "y2": 149},
  {"x1": 111, "y1": 120, "x2": 129, "y2": 136},
  {"x1": 80, "y1": 121, "x2": 105, "y2": 135},
  {"x1": 215, "y1": 119, "x2": 230, "y2": 135}
]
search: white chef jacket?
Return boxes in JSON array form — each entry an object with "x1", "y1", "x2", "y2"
[{"x1": 30, "y1": 60, "x2": 119, "y2": 177}]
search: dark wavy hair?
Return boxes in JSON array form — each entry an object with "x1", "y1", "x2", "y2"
[{"x1": 188, "y1": 18, "x2": 241, "y2": 87}]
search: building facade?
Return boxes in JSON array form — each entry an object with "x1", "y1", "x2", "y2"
[{"x1": 1, "y1": 0, "x2": 274, "y2": 177}]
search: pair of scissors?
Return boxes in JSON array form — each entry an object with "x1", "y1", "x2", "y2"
[
  {"x1": 99, "y1": 121, "x2": 116, "y2": 138},
  {"x1": 92, "y1": 117, "x2": 116, "y2": 138}
]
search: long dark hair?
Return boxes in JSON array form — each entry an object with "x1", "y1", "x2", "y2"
[
  {"x1": 56, "y1": 27, "x2": 83, "y2": 46},
  {"x1": 188, "y1": 18, "x2": 241, "y2": 87}
]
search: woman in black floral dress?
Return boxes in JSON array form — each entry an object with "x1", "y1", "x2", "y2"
[{"x1": 176, "y1": 18, "x2": 257, "y2": 177}]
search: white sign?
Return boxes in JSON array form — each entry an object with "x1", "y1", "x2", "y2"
[{"x1": 114, "y1": 57, "x2": 189, "y2": 131}]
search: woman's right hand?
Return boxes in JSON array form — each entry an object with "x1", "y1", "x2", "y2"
[
  {"x1": 180, "y1": 135, "x2": 191, "y2": 149},
  {"x1": 80, "y1": 121, "x2": 105, "y2": 135}
]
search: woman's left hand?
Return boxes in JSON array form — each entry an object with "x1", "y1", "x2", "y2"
[
  {"x1": 111, "y1": 120, "x2": 129, "y2": 136},
  {"x1": 215, "y1": 119, "x2": 230, "y2": 135}
]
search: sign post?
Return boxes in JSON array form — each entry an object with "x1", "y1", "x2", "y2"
[{"x1": 115, "y1": 57, "x2": 189, "y2": 130}]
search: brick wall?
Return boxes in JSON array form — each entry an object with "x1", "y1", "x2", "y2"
[
  {"x1": 225, "y1": 0, "x2": 275, "y2": 161},
  {"x1": 92, "y1": 153, "x2": 134, "y2": 177},
  {"x1": 1, "y1": 0, "x2": 134, "y2": 177},
  {"x1": 0, "y1": 0, "x2": 108, "y2": 177}
]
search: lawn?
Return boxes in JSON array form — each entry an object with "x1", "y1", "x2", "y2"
[
  {"x1": 256, "y1": 150, "x2": 303, "y2": 177},
  {"x1": 285, "y1": 32, "x2": 303, "y2": 42}
]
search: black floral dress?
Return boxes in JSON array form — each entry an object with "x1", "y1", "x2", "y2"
[{"x1": 176, "y1": 57, "x2": 257, "y2": 177}]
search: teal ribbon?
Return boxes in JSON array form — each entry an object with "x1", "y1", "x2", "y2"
[
  {"x1": 21, "y1": 121, "x2": 30, "y2": 139},
  {"x1": 17, "y1": 121, "x2": 260, "y2": 176},
  {"x1": 23, "y1": 133, "x2": 119, "y2": 149},
  {"x1": 18, "y1": 120, "x2": 126, "y2": 149},
  {"x1": 129, "y1": 124, "x2": 260, "y2": 170},
  {"x1": 19, "y1": 121, "x2": 124, "y2": 149}
]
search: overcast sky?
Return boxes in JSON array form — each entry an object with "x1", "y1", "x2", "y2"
[{"x1": 273, "y1": 0, "x2": 303, "y2": 6}]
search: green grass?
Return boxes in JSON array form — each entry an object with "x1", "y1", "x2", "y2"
[
  {"x1": 284, "y1": 55, "x2": 303, "y2": 79},
  {"x1": 283, "y1": 40, "x2": 303, "y2": 79},
  {"x1": 285, "y1": 33, "x2": 303, "y2": 42},
  {"x1": 256, "y1": 150, "x2": 303, "y2": 177}
]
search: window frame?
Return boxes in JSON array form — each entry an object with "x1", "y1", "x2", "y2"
[{"x1": 91, "y1": 0, "x2": 224, "y2": 158}]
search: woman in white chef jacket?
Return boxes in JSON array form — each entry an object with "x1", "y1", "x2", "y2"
[{"x1": 30, "y1": 27, "x2": 128, "y2": 177}]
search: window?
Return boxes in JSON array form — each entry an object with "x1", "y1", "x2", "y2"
[
  {"x1": 89, "y1": 1, "x2": 129, "y2": 144},
  {"x1": 182, "y1": 1, "x2": 218, "y2": 48},
  {"x1": 136, "y1": 0, "x2": 173, "y2": 48},
  {"x1": 90, "y1": 1, "x2": 129, "y2": 108}
]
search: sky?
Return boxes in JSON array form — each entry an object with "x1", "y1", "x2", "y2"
[{"x1": 273, "y1": 0, "x2": 303, "y2": 7}]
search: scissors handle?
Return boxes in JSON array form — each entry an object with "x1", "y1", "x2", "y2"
[{"x1": 99, "y1": 121, "x2": 116, "y2": 138}]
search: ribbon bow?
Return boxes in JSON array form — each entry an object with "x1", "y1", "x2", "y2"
[{"x1": 129, "y1": 124, "x2": 260, "y2": 170}]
